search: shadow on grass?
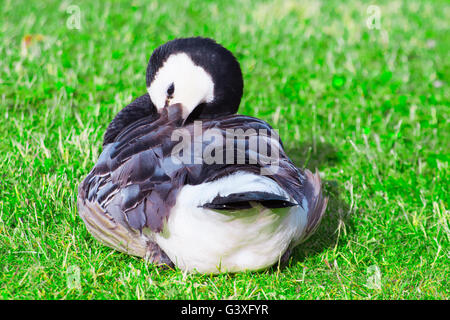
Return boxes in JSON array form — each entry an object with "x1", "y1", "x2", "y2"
[
  {"x1": 273, "y1": 141, "x2": 354, "y2": 270},
  {"x1": 288, "y1": 179, "x2": 353, "y2": 266},
  {"x1": 284, "y1": 141, "x2": 341, "y2": 170}
]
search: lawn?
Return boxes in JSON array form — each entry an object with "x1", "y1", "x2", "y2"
[{"x1": 0, "y1": 0, "x2": 448, "y2": 299}]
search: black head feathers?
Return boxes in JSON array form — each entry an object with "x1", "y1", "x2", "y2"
[{"x1": 146, "y1": 37, "x2": 244, "y2": 120}]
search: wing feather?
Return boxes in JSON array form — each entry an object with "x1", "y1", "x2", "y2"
[{"x1": 78, "y1": 104, "x2": 327, "y2": 261}]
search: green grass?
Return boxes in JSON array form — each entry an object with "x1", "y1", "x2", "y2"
[{"x1": 0, "y1": 0, "x2": 449, "y2": 299}]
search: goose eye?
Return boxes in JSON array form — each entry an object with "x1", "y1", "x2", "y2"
[{"x1": 167, "y1": 83, "x2": 174, "y2": 96}]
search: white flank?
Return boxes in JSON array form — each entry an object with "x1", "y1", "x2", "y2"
[
  {"x1": 148, "y1": 53, "x2": 215, "y2": 119},
  {"x1": 153, "y1": 172, "x2": 308, "y2": 273}
]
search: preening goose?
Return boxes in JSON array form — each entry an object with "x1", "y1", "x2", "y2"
[
  {"x1": 103, "y1": 37, "x2": 243, "y2": 145},
  {"x1": 77, "y1": 38, "x2": 327, "y2": 273}
]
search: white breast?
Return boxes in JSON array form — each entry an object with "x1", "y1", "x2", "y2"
[{"x1": 153, "y1": 172, "x2": 308, "y2": 273}]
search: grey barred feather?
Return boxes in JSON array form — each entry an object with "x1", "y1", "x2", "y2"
[{"x1": 78, "y1": 104, "x2": 327, "y2": 264}]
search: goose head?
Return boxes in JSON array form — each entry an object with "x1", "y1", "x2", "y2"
[{"x1": 146, "y1": 37, "x2": 243, "y2": 123}]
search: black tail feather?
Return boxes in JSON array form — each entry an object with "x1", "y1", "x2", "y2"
[{"x1": 201, "y1": 191, "x2": 297, "y2": 210}]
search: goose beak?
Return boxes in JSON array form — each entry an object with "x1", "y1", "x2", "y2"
[
  {"x1": 165, "y1": 103, "x2": 184, "y2": 122},
  {"x1": 181, "y1": 103, "x2": 207, "y2": 125},
  {"x1": 165, "y1": 103, "x2": 205, "y2": 127},
  {"x1": 162, "y1": 103, "x2": 202, "y2": 127}
]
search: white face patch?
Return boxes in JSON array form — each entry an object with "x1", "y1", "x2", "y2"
[{"x1": 148, "y1": 53, "x2": 215, "y2": 119}]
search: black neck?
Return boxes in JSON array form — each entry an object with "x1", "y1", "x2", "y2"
[{"x1": 103, "y1": 93, "x2": 158, "y2": 146}]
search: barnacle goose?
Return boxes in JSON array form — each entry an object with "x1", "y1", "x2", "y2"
[{"x1": 78, "y1": 37, "x2": 327, "y2": 273}]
